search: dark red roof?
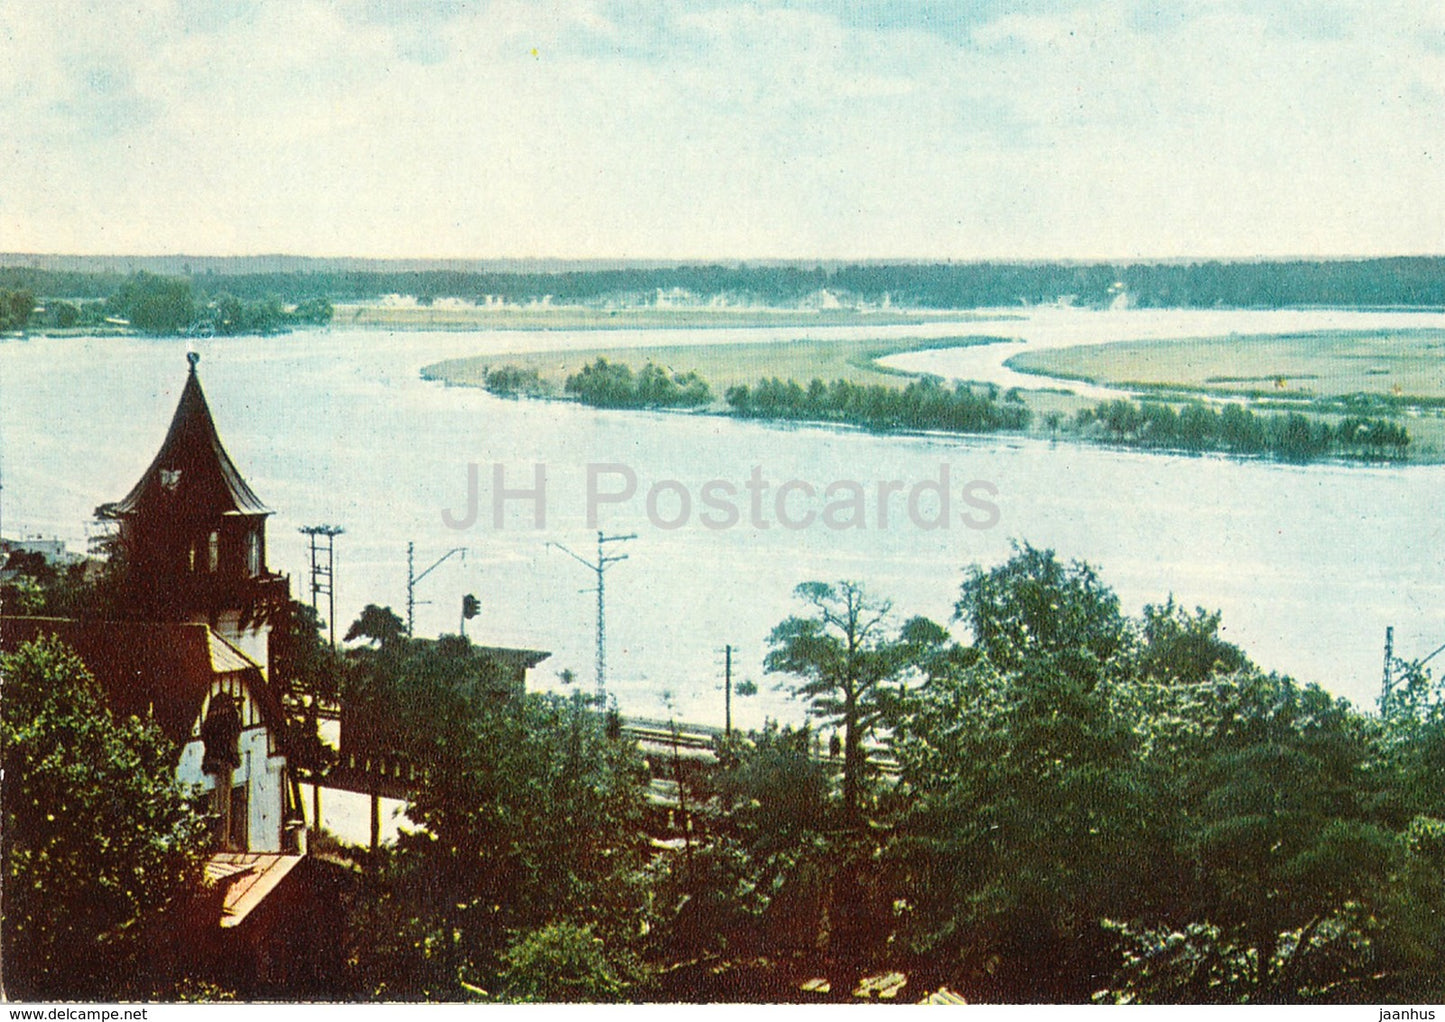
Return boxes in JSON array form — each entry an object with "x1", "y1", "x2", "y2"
[
  {"x1": 0, "y1": 616, "x2": 286, "y2": 752},
  {"x1": 101, "y1": 355, "x2": 270, "y2": 521}
]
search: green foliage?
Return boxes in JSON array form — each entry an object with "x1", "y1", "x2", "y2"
[
  {"x1": 500, "y1": 921, "x2": 645, "y2": 1002},
  {"x1": 727, "y1": 374, "x2": 1029, "y2": 434},
  {"x1": 565, "y1": 357, "x2": 713, "y2": 409},
  {"x1": 643, "y1": 722, "x2": 886, "y2": 998},
  {"x1": 883, "y1": 543, "x2": 1421, "y2": 1003},
  {"x1": 359, "y1": 692, "x2": 649, "y2": 997},
  {"x1": 1135, "y1": 597, "x2": 1251, "y2": 685},
  {"x1": 200, "y1": 293, "x2": 286, "y2": 335},
  {"x1": 483, "y1": 364, "x2": 551, "y2": 398},
  {"x1": 344, "y1": 603, "x2": 407, "y2": 649},
  {"x1": 887, "y1": 655, "x2": 1162, "y2": 1001},
  {"x1": 108, "y1": 271, "x2": 196, "y2": 334},
  {"x1": 291, "y1": 296, "x2": 334, "y2": 325},
  {"x1": 766, "y1": 581, "x2": 946, "y2": 818},
  {"x1": 44, "y1": 299, "x2": 80, "y2": 328},
  {"x1": 954, "y1": 540, "x2": 1129, "y2": 681},
  {"x1": 7, "y1": 256, "x2": 1445, "y2": 310},
  {"x1": 270, "y1": 600, "x2": 346, "y2": 772},
  {"x1": 2, "y1": 572, "x2": 45, "y2": 613},
  {"x1": 1, "y1": 636, "x2": 210, "y2": 999},
  {"x1": 342, "y1": 633, "x2": 520, "y2": 761},
  {"x1": 0, "y1": 288, "x2": 35, "y2": 329},
  {"x1": 1075, "y1": 398, "x2": 1408, "y2": 462},
  {"x1": 0, "y1": 548, "x2": 126, "y2": 620}
]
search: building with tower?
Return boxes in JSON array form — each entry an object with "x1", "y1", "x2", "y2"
[{"x1": 2, "y1": 353, "x2": 301, "y2": 856}]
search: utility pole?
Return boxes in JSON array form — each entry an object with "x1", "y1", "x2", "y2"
[
  {"x1": 406, "y1": 541, "x2": 466, "y2": 638},
  {"x1": 548, "y1": 531, "x2": 636, "y2": 708},
  {"x1": 1382, "y1": 625, "x2": 1394, "y2": 708},
  {"x1": 724, "y1": 644, "x2": 733, "y2": 738},
  {"x1": 299, "y1": 525, "x2": 344, "y2": 649}
]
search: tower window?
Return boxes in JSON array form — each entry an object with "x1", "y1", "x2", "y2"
[
  {"x1": 245, "y1": 530, "x2": 261, "y2": 576},
  {"x1": 207, "y1": 531, "x2": 220, "y2": 573}
]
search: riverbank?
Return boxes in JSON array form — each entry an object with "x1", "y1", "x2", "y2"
[
  {"x1": 335, "y1": 302, "x2": 1011, "y2": 332},
  {"x1": 422, "y1": 334, "x2": 1017, "y2": 392}
]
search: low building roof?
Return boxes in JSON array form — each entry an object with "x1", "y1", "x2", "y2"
[
  {"x1": 207, "y1": 852, "x2": 305, "y2": 929},
  {"x1": 0, "y1": 616, "x2": 287, "y2": 751},
  {"x1": 472, "y1": 643, "x2": 551, "y2": 669}
]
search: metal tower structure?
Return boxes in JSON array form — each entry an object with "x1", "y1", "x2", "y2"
[
  {"x1": 549, "y1": 531, "x2": 636, "y2": 708},
  {"x1": 406, "y1": 540, "x2": 466, "y2": 638},
  {"x1": 299, "y1": 525, "x2": 344, "y2": 648}
]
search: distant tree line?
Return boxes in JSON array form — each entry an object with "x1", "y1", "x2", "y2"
[
  {"x1": 726, "y1": 375, "x2": 1031, "y2": 434},
  {"x1": 0, "y1": 270, "x2": 333, "y2": 335},
  {"x1": 1076, "y1": 398, "x2": 1410, "y2": 462},
  {"x1": 564, "y1": 358, "x2": 713, "y2": 409},
  {"x1": 99, "y1": 272, "x2": 334, "y2": 335},
  {"x1": 4, "y1": 257, "x2": 1445, "y2": 310}
]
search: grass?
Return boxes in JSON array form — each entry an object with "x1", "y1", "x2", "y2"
[
  {"x1": 422, "y1": 335, "x2": 1013, "y2": 394},
  {"x1": 1007, "y1": 329, "x2": 1445, "y2": 401},
  {"x1": 1005, "y1": 328, "x2": 1445, "y2": 461}
]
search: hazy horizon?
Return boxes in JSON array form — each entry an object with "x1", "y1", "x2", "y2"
[
  {"x1": 5, "y1": 252, "x2": 1444, "y2": 272},
  {"x1": 4, "y1": 2, "x2": 1441, "y2": 261}
]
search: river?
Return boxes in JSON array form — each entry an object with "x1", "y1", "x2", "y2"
[{"x1": 4, "y1": 306, "x2": 1444, "y2": 742}]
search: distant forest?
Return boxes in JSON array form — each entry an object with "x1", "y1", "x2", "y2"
[{"x1": 2, "y1": 256, "x2": 1444, "y2": 310}]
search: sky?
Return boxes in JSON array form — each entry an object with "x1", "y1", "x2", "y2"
[{"x1": 1, "y1": 0, "x2": 1441, "y2": 260}]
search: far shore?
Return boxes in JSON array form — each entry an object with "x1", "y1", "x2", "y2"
[{"x1": 333, "y1": 302, "x2": 1014, "y2": 333}]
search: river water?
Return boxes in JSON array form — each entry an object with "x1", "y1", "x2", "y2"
[{"x1": 4, "y1": 307, "x2": 1444, "y2": 742}]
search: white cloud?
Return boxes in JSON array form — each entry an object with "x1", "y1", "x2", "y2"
[{"x1": 1, "y1": 0, "x2": 1440, "y2": 258}]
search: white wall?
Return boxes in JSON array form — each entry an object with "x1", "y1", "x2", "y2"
[{"x1": 176, "y1": 677, "x2": 287, "y2": 853}]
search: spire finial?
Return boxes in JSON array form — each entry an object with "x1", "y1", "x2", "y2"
[{"x1": 187, "y1": 350, "x2": 200, "y2": 373}]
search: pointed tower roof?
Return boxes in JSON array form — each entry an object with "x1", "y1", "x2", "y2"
[{"x1": 102, "y1": 353, "x2": 270, "y2": 520}]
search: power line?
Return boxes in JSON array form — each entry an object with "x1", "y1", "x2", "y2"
[
  {"x1": 299, "y1": 525, "x2": 343, "y2": 649},
  {"x1": 549, "y1": 531, "x2": 636, "y2": 708},
  {"x1": 407, "y1": 540, "x2": 466, "y2": 638}
]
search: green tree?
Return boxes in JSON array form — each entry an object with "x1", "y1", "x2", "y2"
[
  {"x1": 269, "y1": 600, "x2": 346, "y2": 772},
  {"x1": 892, "y1": 545, "x2": 1402, "y2": 1002},
  {"x1": 47, "y1": 299, "x2": 80, "y2": 328},
  {"x1": 1098, "y1": 671, "x2": 1398, "y2": 1003},
  {"x1": 499, "y1": 921, "x2": 645, "y2": 1003},
  {"x1": 109, "y1": 272, "x2": 196, "y2": 334},
  {"x1": 648, "y1": 724, "x2": 832, "y2": 969},
  {"x1": 766, "y1": 581, "x2": 945, "y2": 820},
  {"x1": 1, "y1": 636, "x2": 209, "y2": 999},
  {"x1": 887, "y1": 651, "x2": 1165, "y2": 1001},
  {"x1": 367, "y1": 692, "x2": 649, "y2": 997},
  {"x1": 291, "y1": 297, "x2": 334, "y2": 325},
  {"x1": 344, "y1": 603, "x2": 407, "y2": 650},
  {"x1": 0, "y1": 288, "x2": 35, "y2": 330},
  {"x1": 954, "y1": 541, "x2": 1130, "y2": 682},
  {"x1": 1134, "y1": 597, "x2": 1250, "y2": 685}
]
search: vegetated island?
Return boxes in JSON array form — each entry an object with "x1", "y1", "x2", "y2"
[
  {"x1": 1008, "y1": 328, "x2": 1445, "y2": 460},
  {"x1": 422, "y1": 334, "x2": 1418, "y2": 465}
]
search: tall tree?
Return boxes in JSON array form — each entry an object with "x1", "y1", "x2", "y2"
[{"x1": 766, "y1": 581, "x2": 946, "y2": 820}]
